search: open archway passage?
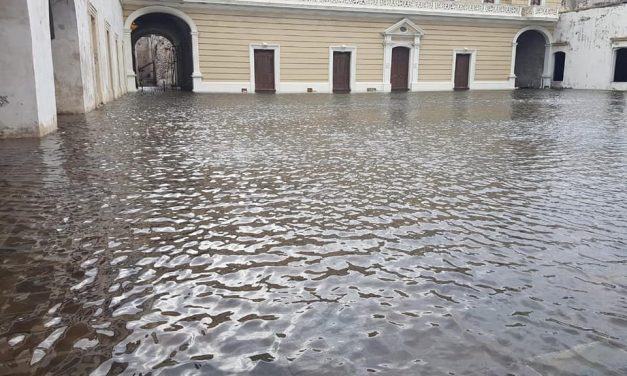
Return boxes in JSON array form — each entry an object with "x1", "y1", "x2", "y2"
[
  {"x1": 135, "y1": 35, "x2": 177, "y2": 89},
  {"x1": 131, "y1": 13, "x2": 193, "y2": 91},
  {"x1": 515, "y1": 30, "x2": 547, "y2": 89}
]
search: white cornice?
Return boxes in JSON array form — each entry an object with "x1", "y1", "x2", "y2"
[{"x1": 123, "y1": 0, "x2": 558, "y2": 21}]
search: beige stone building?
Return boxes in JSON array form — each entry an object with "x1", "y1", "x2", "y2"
[{"x1": 123, "y1": 0, "x2": 561, "y2": 93}]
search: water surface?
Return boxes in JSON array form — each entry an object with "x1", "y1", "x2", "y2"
[{"x1": 0, "y1": 90, "x2": 626, "y2": 375}]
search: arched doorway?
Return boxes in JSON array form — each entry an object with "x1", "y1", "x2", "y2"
[
  {"x1": 124, "y1": 6, "x2": 201, "y2": 92},
  {"x1": 513, "y1": 28, "x2": 551, "y2": 89},
  {"x1": 131, "y1": 13, "x2": 192, "y2": 91}
]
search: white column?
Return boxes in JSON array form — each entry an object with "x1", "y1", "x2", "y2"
[
  {"x1": 508, "y1": 42, "x2": 518, "y2": 89},
  {"x1": 191, "y1": 31, "x2": 202, "y2": 91},
  {"x1": 123, "y1": 28, "x2": 136, "y2": 92},
  {"x1": 542, "y1": 43, "x2": 552, "y2": 88}
]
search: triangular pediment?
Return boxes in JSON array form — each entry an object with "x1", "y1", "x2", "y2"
[{"x1": 383, "y1": 18, "x2": 425, "y2": 36}]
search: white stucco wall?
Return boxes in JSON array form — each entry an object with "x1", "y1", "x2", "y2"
[
  {"x1": 0, "y1": 0, "x2": 57, "y2": 138},
  {"x1": 52, "y1": 0, "x2": 85, "y2": 114},
  {"x1": 554, "y1": 4, "x2": 627, "y2": 90},
  {"x1": 73, "y1": 0, "x2": 126, "y2": 112}
]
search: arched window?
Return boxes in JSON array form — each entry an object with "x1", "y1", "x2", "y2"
[
  {"x1": 614, "y1": 48, "x2": 627, "y2": 82},
  {"x1": 553, "y1": 52, "x2": 565, "y2": 82}
]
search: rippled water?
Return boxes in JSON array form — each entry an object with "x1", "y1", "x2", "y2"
[{"x1": 1, "y1": 90, "x2": 626, "y2": 375}]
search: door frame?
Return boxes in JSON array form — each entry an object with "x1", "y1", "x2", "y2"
[
  {"x1": 382, "y1": 19, "x2": 424, "y2": 92},
  {"x1": 451, "y1": 49, "x2": 476, "y2": 90},
  {"x1": 329, "y1": 46, "x2": 356, "y2": 93},
  {"x1": 249, "y1": 43, "x2": 280, "y2": 93}
]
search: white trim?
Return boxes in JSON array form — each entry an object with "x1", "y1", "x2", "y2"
[
  {"x1": 179, "y1": 0, "x2": 558, "y2": 20},
  {"x1": 382, "y1": 18, "x2": 423, "y2": 92},
  {"x1": 451, "y1": 49, "x2": 477, "y2": 90},
  {"x1": 472, "y1": 80, "x2": 514, "y2": 90},
  {"x1": 123, "y1": 6, "x2": 202, "y2": 92},
  {"x1": 279, "y1": 82, "x2": 329, "y2": 93},
  {"x1": 124, "y1": 6, "x2": 198, "y2": 32},
  {"x1": 194, "y1": 81, "x2": 251, "y2": 93},
  {"x1": 249, "y1": 43, "x2": 280, "y2": 92},
  {"x1": 186, "y1": 80, "x2": 514, "y2": 93},
  {"x1": 329, "y1": 46, "x2": 357, "y2": 92},
  {"x1": 354, "y1": 82, "x2": 385, "y2": 92}
]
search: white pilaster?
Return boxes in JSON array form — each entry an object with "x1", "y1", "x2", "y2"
[
  {"x1": 191, "y1": 30, "x2": 203, "y2": 91},
  {"x1": 123, "y1": 29, "x2": 136, "y2": 92}
]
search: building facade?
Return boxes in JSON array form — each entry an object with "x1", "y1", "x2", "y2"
[
  {"x1": 3, "y1": 0, "x2": 626, "y2": 139},
  {"x1": 122, "y1": 0, "x2": 561, "y2": 94}
]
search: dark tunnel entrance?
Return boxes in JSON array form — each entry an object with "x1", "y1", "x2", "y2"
[{"x1": 131, "y1": 13, "x2": 193, "y2": 91}]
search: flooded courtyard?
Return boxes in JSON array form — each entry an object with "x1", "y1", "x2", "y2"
[{"x1": 0, "y1": 90, "x2": 626, "y2": 375}]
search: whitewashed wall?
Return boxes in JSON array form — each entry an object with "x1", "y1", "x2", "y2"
[
  {"x1": 74, "y1": 0, "x2": 127, "y2": 112},
  {"x1": 0, "y1": 0, "x2": 57, "y2": 138},
  {"x1": 554, "y1": 4, "x2": 627, "y2": 90}
]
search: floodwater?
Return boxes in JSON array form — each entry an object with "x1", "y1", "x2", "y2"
[{"x1": 0, "y1": 90, "x2": 626, "y2": 376}]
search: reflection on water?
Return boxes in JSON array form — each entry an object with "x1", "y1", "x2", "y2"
[{"x1": 0, "y1": 90, "x2": 626, "y2": 375}]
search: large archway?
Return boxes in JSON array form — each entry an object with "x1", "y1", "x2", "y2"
[
  {"x1": 513, "y1": 28, "x2": 552, "y2": 89},
  {"x1": 124, "y1": 6, "x2": 201, "y2": 92},
  {"x1": 131, "y1": 13, "x2": 192, "y2": 91}
]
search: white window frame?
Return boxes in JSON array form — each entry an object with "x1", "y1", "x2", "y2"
[
  {"x1": 451, "y1": 49, "x2": 477, "y2": 90},
  {"x1": 329, "y1": 46, "x2": 356, "y2": 93},
  {"x1": 249, "y1": 43, "x2": 280, "y2": 93}
]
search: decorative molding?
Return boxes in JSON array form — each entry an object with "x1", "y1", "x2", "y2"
[
  {"x1": 182, "y1": 0, "x2": 559, "y2": 20},
  {"x1": 382, "y1": 18, "x2": 423, "y2": 92}
]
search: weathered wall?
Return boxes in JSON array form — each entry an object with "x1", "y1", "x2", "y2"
[
  {"x1": 554, "y1": 3, "x2": 627, "y2": 90},
  {"x1": 74, "y1": 0, "x2": 126, "y2": 111},
  {"x1": 51, "y1": 0, "x2": 85, "y2": 114},
  {"x1": 0, "y1": 0, "x2": 57, "y2": 138}
]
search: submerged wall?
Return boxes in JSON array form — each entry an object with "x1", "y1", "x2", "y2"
[{"x1": 554, "y1": 4, "x2": 627, "y2": 90}]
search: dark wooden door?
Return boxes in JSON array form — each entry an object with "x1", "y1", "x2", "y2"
[
  {"x1": 390, "y1": 47, "x2": 410, "y2": 91},
  {"x1": 254, "y1": 49, "x2": 275, "y2": 93},
  {"x1": 333, "y1": 51, "x2": 351, "y2": 93},
  {"x1": 454, "y1": 54, "x2": 470, "y2": 90}
]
